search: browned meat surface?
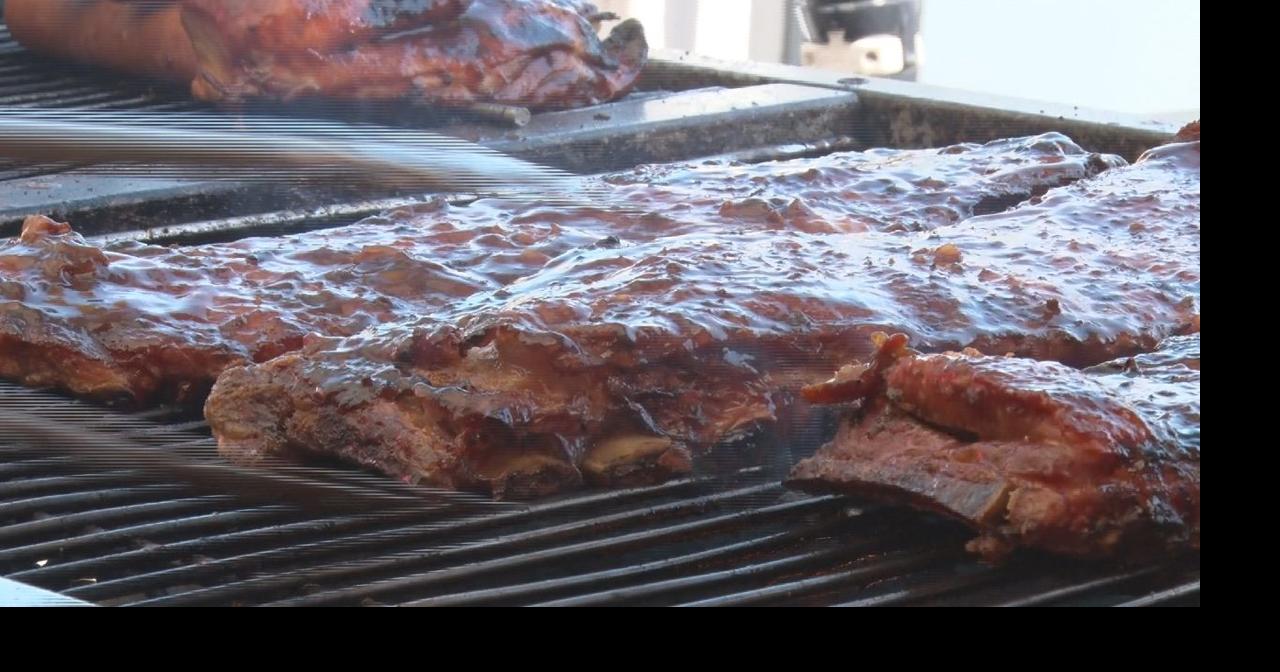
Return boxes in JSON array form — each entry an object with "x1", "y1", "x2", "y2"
[
  {"x1": 5, "y1": 0, "x2": 645, "y2": 109},
  {"x1": 603, "y1": 134, "x2": 1123, "y2": 233},
  {"x1": 180, "y1": 0, "x2": 477, "y2": 55},
  {"x1": 790, "y1": 333, "x2": 1199, "y2": 560},
  {"x1": 913, "y1": 129, "x2": 1200, "y2": 365},
  {"x1": 0, "y1": 207, "x2": 595, "y2": 405},
  {"x1": 3, "y1": 0, "x2": 199, "y2": 84},
  {"x1": 203, "y1": 134, "x2": 1198, "y2": 498},
  {"x1": 181, "y1": 0, "x2": 646, "y2": 108},
  {"x1": 2, "y1": 131, "x2": 1198, "y2": 498},
  {"x1": 1, "y1": 134, "x2": 1112, "y2": 407}
]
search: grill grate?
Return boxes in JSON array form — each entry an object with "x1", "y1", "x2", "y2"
[
  {"x1": 0, "y1": 29, "x2": 204, "y2": 184},
  {"x1": 1, "y1": 383, "x2": 1199, "y2": 607}
]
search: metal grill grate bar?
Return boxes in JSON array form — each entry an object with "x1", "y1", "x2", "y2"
[
  {"x1": 1, "y1": 485, "x2": 195, "y2": 522},
  {"x1": 0, "y1": 496, "x2": 234, "y2": 550},
  {"x1": 106, "y1": 481, "x2": 789, "y2": 606},
  {"x1": 676, "y1": 548, "x2": 958, "y2": 607},
  {"x1": 405, "y1": 519, "x2": 848, "y2": 607},
  {"x1": 0, "y1": 505, "x2": 285, "y2": 568},
  {"x1": 834, "y1": 566, "x2": 1003, "y2": 607},
  {"x1": 1116, "y1": 581, "x2": 1200, "y2": 607},
  {"x1": 264, "y1": 494, "x2": 851, "y2": 607},
  {"x1": 994, "y1": 568, "x2": 1163, "y2": 608}
]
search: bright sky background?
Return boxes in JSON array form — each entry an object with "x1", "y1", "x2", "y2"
[{"x1": 918, "y1": 0, "x2": 1199, "y2": 116}]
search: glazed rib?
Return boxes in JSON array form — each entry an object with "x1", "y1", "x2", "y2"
[
  {"x1": 0, "y1": 205, "x2": 593, "y2": 405},
  {"x1": 179, "y1": 0, "x2": 476, "y2": 55},
  {"x1": 181, "y1": 0, "x2": 647, "y2": 108},
  {"x1": 5, "y1": 0, "x2": 646, "y2": 109},
  {"x1": 789, "y1": 333, "x2": 1200, "y2": 559},
  {"x1": 2, "y1": 132, "x2": 1197, "y2": 497},
  {"x1": 202, "y1": 134, "x2": 1198, "y2": 498},
  {"x1": 2, "y1": 134, "x2": 1114, "y2": 406}
]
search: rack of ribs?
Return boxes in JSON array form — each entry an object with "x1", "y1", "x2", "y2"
[
  {"x1": 200, "y1": 133, "x2": 1198, "y2": 498},
  {"x1": 2, "y1": 131, "x2": 1198, "y2": 498},
  {"x1": 789, "y1": 331, "x2": 1199, "y2": 560},
  {"x1": 2, "y1": 133, "x2": 1114, "y2": 406},
  {"x1": 4, "y1": 0, "x2": 648, "y2": 109}
]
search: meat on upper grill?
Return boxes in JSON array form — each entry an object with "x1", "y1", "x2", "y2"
[
  {"x1": 181, "y1": 0, "x2": 648, "y2": 108},
  {"x1": 4, "y1": 0, "x2": 648, "y2": 109},
  {"x1": 1, "y1": 128, "x2": 1199, "y2": 502}
]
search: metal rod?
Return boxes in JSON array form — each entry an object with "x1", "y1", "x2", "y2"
[
  {"x1": 0, "y1": 111, "x2": 578, "y2": 193},
  {"x1": 461, "y1": 102, "x2": 532, "y2": 128}
]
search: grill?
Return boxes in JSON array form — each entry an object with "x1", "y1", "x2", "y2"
[{"x1": 0, "y1": 17, "x2": 1198, "y2": 606}]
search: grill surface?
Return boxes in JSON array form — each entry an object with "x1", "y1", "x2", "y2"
[
  {"x1": 0, "y1": 12, "x2": 1197, "y2": 606},
  {"x1": 0, "y1": 383, "x2": 1199, "y2": 607}
]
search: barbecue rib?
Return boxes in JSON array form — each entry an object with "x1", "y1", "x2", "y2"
[
  {"x1": 0, "y1": 206, "x2": 597, "y2": 405},
  {"x1": 202, "y1": 133, "x2": 1198, "y2": 498},
  {"x1": 1, "y1": 134, "x2": 1113, "y2": 407},
  {"x1": 2, "y1": 131, "x2": 1196, "y2": 497},
  {"x1": 180, "y1": 0, "x2": 477, "y2": 55},
  {"x1": 182, "y1": 0, "x2": 647, "y2": 108},
  {"x1": 4, "y1": 0, "x2": 648, "y2": 110},
  {"x1": 604, "y1": 134, "x2": 1122, "y2": 233},
  {"x1": 789, "y1": 332, "x2": 1200, "y2": 560}
]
